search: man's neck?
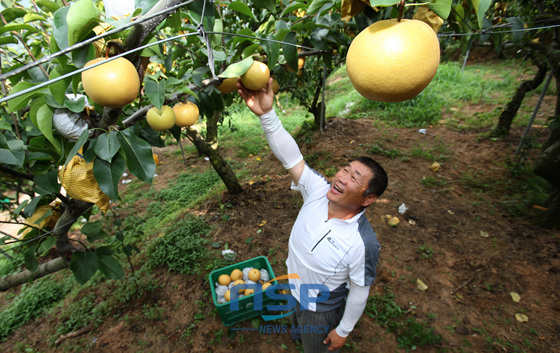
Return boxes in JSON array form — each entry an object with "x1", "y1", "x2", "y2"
[{"x1": 327, "y1": 202, "x2": 363, "y2": 221}]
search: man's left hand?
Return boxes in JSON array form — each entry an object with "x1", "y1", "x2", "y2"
[{"x1": 323, "y1": 329, "x2": 347, "y2": 351}]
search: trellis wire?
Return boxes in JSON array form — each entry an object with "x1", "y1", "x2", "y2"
[
  {"x1": 0, "y1": 0, "x2": 197, "y2": 82},
  {"x1": 0, "y1": 31, "x2": 317, "y2": 105},
  {"x1": 0, "y1": 9, "x2": 558, "y2": 105}
]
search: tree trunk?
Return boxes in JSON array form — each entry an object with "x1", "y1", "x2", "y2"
[
  {"x1": 184, "y1": 127, "x2": 243, "y2": 194},
  {"x1": 491, "y1": 63, "x2": 548, "y2": 137},
  {"x1": 54, "y1": 199, "x2": 93, "y2": 258},
  {"x1": 310, "y1": 84, "x2": 325, "y2": 128},
  {"x1": 533, "y1": 136, "x2": 560, "y2": 229}
]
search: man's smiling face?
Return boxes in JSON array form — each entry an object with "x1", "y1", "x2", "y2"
[{"x1": 327, "y1": 161, "x2": 376, "y2": 211}]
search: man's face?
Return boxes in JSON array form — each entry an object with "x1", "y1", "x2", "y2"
[{"x1": 326, "y1": 161, "x2": 377, "y2": 210}]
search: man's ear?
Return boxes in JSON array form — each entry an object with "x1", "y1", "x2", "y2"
[{"x1": 362, "y1": 194, "x2": 377, "y2": 208}]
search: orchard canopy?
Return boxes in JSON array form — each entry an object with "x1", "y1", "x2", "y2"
[{"x1": 1, "y1": 0, "x2": 559, "y2": 290}]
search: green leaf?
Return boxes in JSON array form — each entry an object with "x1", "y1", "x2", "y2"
[
  {"x1": 81, "y1": 220, "x2": 109, "y2": 242},
  {"x1": 427, "y1": 0, "x2": 452, "y2": 20},
  {"x1": 506, "y1": 17, "x2": 525, "y2": 45},
  {"x1": 37, "y1": 103, "x2": 61, "y2": 153},
  {"x1": 211, "y1": 18, "x2": 223, "y2": 48},
  {"x1": 228, "y1": 1, "x2": 256, "y2": 20},
  {"x1": 93, "y1": 131, "x2": 121, "y2": 162},
  {"x1": 64, "y1": 129, "x2": 89, "y2": 167},
  {"x1": 135, "y1": 0, "x2": 159, "y2": 15},
  {"x1": 48, "y1": 66, "x2": 74, "y2": 105},
  {"x1": 66, "y1": 0, "x2": 101, "y2": 46},
  {"x1": 24, "y1": 246, "x2": 39, "y2": 273},
  {"x1": 117, "y1": 128, "x2": 156, "y2": 184},
  {"x1": 37, "y1": 0, "x2": 61, "y2": 13},
  {"x1": 98, "y1": 254, "x2": 124, "y2": 279},
  {"x1": 307, "y1": 0, "x2": 332, "y2": 15},
  {"x1": 64, "y1": 94, "x2": 88, "y2": 113},
  {"x1": 187, "y1": 0, "x2": 215, "y2": 30},
  {"x1": 473, "y1": 0, "x2": 492, "y2": 29},
  {"x1": 0, "y1": 23, "x2": 38, "y2": 34},
  {"x1": 38, "y1": 237, "x2": 57, "y2": 254},
  {"x1": 251, "y1": 0, "x2": 276, "y2": 12},
  {"x1": 1, "y1": 8, "x2": 27, "y2": 22},
  {"x1": 52, "y1": 6, "x2": 70, "y2": 50},
  {"x1": 283, "y1": 32, "x2": 298, "y2": 72},
  {"x1": 24, "y1": 13, "x2": 48, "y2": 23},
  {"x1": 92, "y1": 152, "x2": 125, "y2": 201},
  {"x1": 281, "y1": 2, "x2": 307, "y2": 17},
  {"x1": 34, "y1": 169, "x2": 60, "y2": 194},
  {"x1": 370, "y1": 0, "x2": 400, "y2": 6},
  {"x1": 310, "y1": 28, "x2": 330, "y2": 51},
  {"x1": 261, "y1": 35, "x2": 279, "y2": 69},
  {"x1": 219, "y1": 56, "x2": 254, "y2": 78},
  {"x1": 198, "y1": 91, "x2": 214, "y2": 120},
  {"x1": 70, "y1": 250, "x2": 99, "y2": 285},
  {"x1": 7, "y1": 82, "x2": 45, "y2": 113},
  {"x1": 0, "y1": 37, "x2": 18, "y2": 45},
  {"x1": 0, "y1": 140, "x2": 25, "y2": 167},
  {"x1": 144, "y1": 78, "x2": 166, "y2": 110},
  {"x1": 23, "y1": 195, "x2": 44, "y2": 218}
]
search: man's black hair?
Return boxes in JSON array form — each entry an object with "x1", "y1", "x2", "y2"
[{"x1": 353, "y1": 156, "x2": 388, "y2": 198}]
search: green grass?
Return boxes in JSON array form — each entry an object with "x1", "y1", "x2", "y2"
[
  {"x1": 145, "y1": 214, "x2": 213, "y2": 275},
  {"x1": 219, "y1": 101, "x2": 312, "y2": 159},
  {"x1": 325, "y1": 60, "x2": 538, "y2": 130},
  {"x1": 0, "y1": 275, "x2": 75, "y2": 342},
  {"x1": 365, "y1": 292, "x2": 441, "y2": 351}
]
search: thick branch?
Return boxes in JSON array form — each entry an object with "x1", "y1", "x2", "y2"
[
  {"x1": 54, "y1": 199, "x2": 92, "y2": 258},
  {"x1": 0, "y1": 257, "x2": 68, "y2": 291},
  {"x1": 126, "y1": 0, "x2": 184, "y2": 71},
  {"x1": 0, "y1": 164, "x2": 34, "y2": 180}
]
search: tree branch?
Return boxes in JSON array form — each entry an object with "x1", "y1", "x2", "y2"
[
  {"x1": 0, "y1": 257, "x2": 68, "y2": 291},
  {"x1": 0, "y1": 164, "x2": 34, "y2": 180}
]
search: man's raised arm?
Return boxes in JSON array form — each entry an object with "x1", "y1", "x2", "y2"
[{"x1": 237, "y1": 78, "x2": 305, "y2": 185}]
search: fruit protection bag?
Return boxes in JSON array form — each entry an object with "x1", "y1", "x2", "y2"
[{"x1": 58, "y1": 154, "x2": 110, "y2": 213}]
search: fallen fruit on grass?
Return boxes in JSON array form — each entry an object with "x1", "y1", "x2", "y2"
[
  {"x1": 346, "y1": 19, "x2": 440, "y2": 102},
  {"x1": 217, "y1": 77, "x2": 239, "y2": 94},
  {"x1": 173, "y1": 102, "x2": 199, "y2": 127},
  {"x1": 240, "y1": 60, "x2": 270, "y2": 90},
  {"x1": 146, "y1": 105, "x2": 176, "y2": 131},
  {"x1": 81, "y1": 57, "x2": 140, "y2": 108}
]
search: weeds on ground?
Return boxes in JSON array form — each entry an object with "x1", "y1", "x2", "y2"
[
  {"x1": 365, "y1": 292, "x2": 441, "y2": 351},
  {"x1": 146, "y1": 215, "x2": 213, "y2": 275},
  {"x1": 0, "y1": 276, "x2": 74, "y2": 342}
]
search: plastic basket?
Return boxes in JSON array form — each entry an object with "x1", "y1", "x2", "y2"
[{"x1": 209, "y1": 256, "x2": 280, "y2": 327}]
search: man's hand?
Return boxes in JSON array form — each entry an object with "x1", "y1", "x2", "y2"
[
  {"x1": 323, "y1": 329, "x2": 347, "y2": 351},
  {"x1": 237, "y1": 77, "x2": 274, "y2": 116}
]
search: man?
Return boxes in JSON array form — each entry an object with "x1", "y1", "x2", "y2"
[{"x1": 237, "y1": 78, "x2": 388, "y2": 352}]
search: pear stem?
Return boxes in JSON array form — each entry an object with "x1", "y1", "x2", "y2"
[{"x1": 397, "y1": 0, "x2": 406, "y2": 22}]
